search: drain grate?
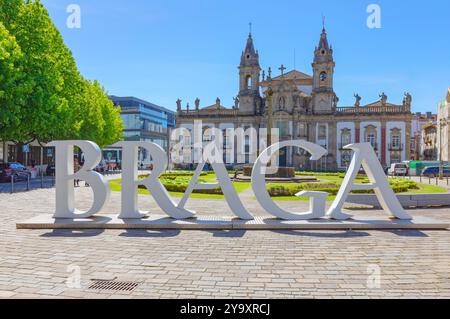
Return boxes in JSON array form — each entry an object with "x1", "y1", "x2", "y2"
[{"x1": 88, "y1": 280, "x2": 139, "y2": 292}]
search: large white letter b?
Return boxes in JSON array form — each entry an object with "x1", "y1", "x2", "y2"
[{"x1": 48, "y1": 141, "x2": 110, "y2": 218}]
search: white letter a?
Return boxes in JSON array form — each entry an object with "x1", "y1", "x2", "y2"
[{"x1": 327, "y1": 143, "x2": 411, "y2": 220}]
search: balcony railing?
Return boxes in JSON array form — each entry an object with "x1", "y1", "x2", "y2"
[
  {"x1": 388, "y1": 143, "x2": 404, "y2": 151},
  {"x1": 335, "y1": 105, "x2": 409, "y2": 114}
]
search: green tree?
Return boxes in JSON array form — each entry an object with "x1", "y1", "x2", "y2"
[
  {"x1": 76, "y1": 80, "x2": 123, "y2": 148},
  {"x1": 0, "y1": 21, "x2": 31, "y2": 142},
  {"x1": 11, "y1": 0, "x2": 81, "y2": 144},
  {"x1": 0, "y1": 0, "x2": 123, "y2": 148}
]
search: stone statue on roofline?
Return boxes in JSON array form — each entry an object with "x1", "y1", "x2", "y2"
[
  {"x1": 176, "y1": 99, "x2": 182, "y2": 112},
  {"x1": 195, "y1": 98, "x2": 200, "y2": 111},
  {"x1": 403, "y1": 92, "x2": 412, "y2": 109},
  {"x1": 379, "y1": 92, "x2": 388, "y2": 106},
  {"x1": 233, "y1": 96, "x2": 239, "y2": 109},
  {"x1": 216, "y1": 97, "x2": 221, "y2": 109},
  {"x1": 354, "y1": 93, "x2": 361, "y2": 108}
]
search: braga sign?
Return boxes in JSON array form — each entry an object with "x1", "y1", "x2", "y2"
[{"x1": 47, "y1": 140, "x2": 412, "y2": 221}]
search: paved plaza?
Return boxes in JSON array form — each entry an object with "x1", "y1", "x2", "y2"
[{"x1": 1, "y1": 184, "x2": 450, "y2": 299}]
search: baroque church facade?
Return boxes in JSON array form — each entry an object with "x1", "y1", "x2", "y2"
[{"x1": 176, "y1": 27, "x2": 412, "y2": 170}]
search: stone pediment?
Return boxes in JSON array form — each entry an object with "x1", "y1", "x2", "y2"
[
  {"x1": 272, "y1": 70, "x2": 312, "y2": 81},
  {"x1": 201, "y1": 104, "x2": 229, "y2": 111},
  {"x1": 364, "y1": 101, "x2": 399, "y2": 108}
]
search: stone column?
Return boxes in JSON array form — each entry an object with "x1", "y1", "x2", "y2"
[
  {"x1": 405, "y1": 116, "x2": 412, "y2": 162},
  {"x1": 381, "y1": 121, "x2": 387, "y2": 166},
  {"x1": 355, "y1": 120, "x2": 361, "y2": 143},
  {"x1": 327, "y1": 121, "x2": 337, "y2": 170}
]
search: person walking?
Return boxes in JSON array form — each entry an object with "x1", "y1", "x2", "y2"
[{"x1": 74, "y1": 158, "x2": 80, "y2": 187}]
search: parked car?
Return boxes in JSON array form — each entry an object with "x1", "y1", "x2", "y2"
[
  {"x1": 0, "y1": 162, "x2": 31, "y2": 183},
  {"x1": 388, "y1": 163, "x2": 408, "y2": 176},
  {"x1": 421, "y1": 166, "x2": 450, "y2": 178}
]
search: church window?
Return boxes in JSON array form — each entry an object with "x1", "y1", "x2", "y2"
[
  {"x1": 341, "y1": 129, "x2": 351, "y2": 146},
  {"x1": 320, "y1": 72, "x2": 327, "y2": 81},
  {"x1": 391, "y1": 128, "x2": 402, "y2": 149},
  {"x1": 246, "y1": 75, "x2": 252, "y2": 90},
  {"x1": 364, "y1": 125, "x2": 377, "y2": 149},
  {"x1": 318, "y1": 125, "x2": 327, "y2": 140}
]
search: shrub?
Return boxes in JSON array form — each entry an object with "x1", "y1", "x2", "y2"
[
  {"x1": 267, "y1": 178, "x2": 419, "y2": 197},
  {"x1": 137, "y1": 174, "x2": 223, "y2": 195}
]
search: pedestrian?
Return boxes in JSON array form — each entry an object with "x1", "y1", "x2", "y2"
[{"x1": 74, "y1": 158, "x2": 80, "y2": 187}]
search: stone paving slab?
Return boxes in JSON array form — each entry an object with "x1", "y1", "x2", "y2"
[
  {"x1": 17, "y1": 214, "x2": 450, "y2": 230},
  {"x1": 2, "y1": 187, "x2": 450, "y2": 299}
]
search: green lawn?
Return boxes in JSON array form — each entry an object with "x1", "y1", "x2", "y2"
[
  {"x1": 271, "y1": 173, "x2": 448, "y2": 201},
  {"x1": 109, "y1": 172, "x2": 448, "y2": 201},
  {"x1": 109, "y1": 174, "x2": 251, "y2": 200}
]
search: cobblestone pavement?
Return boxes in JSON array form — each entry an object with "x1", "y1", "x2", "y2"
[{"x1": 1, "y1": 186, "x2": 450, "y2": 299}]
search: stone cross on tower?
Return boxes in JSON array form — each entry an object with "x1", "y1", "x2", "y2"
[{"x1": 279, "y1": 64, "x2": 286, "y2": 77}]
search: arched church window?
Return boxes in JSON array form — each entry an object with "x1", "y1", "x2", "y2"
[
  {"x1": 320, "y1": 72, "x2": 327, "y2": 82},
  {"x1": 246, "y1": 75, "x2": 252, "y2": 90}
]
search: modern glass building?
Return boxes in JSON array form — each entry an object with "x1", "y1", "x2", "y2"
[{"x1": 104, "y1": 96, "x2": 176, "y2": 167}]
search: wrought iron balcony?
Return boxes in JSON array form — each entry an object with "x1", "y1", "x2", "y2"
[{"x1": 388, "y1": 143, "x2": 404, "y2": 151}]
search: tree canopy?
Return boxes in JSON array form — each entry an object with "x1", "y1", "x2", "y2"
[{"x1": 0, "y1": 0, "x2": 123, "y2": 147}]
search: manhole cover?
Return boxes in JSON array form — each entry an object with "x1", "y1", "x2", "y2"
[{"x1": 88, "y1": 280, "x2": 139, "y2": 292}]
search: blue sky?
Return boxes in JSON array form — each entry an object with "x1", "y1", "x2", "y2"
[{"x1": 42, "y1": 0, "x2": 450, "y2": 113}]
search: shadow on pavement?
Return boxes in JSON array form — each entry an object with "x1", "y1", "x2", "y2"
[
  {"x1": 207, "y1": 230, "x2": 247, "y2": 238},
  {"x1": 40, "y1": 229, "x2": 105, "y2": 237},
  {"x1": 272, "y1": 230, "x2": 371, "y2": 238},
  {"x1": 380, "y1": 230, "x2": 430, "y2": 237},
  {"x1": 119, "y1": 229, "x2": 181, "y2": 238}
]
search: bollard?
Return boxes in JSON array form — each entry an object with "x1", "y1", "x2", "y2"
[
  {"x1": 27, "y1": 174, "x2": 30, "y2": 191},
  {"x1": 10, "y1": 175, "x2": 14, "y2": 194},
  {"x1": 429, "y1": 177, "x2": 431, "y2": 184},
  {"x1": 436, "y1": 177, "x2": 438, "y2": 186},
  {"x1": 40, "y1": 170, "x2": 44, "y2": 188},
  {"x1": 420, "y1": 174, "x2": 422, "y2": 183}
]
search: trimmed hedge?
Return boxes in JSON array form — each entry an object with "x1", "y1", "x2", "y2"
[
  {"x1": 267, "y1": 178, "x2": 419, "y2": 197},
  {"x1": 138, "y1": 175, "x2": 223, "y2": 195}
]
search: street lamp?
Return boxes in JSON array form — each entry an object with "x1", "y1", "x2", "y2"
[{"x1": 439, "y1": 118, "x2": 448, "y2": 179}]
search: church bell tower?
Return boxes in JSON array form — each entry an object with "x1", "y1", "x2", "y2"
[
  {"x1": 312, "y1": 23, "x2": 337, "y2": 114},
  {"x1": 238, "y1": 30, "x2": 261, "y2": 114}
]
